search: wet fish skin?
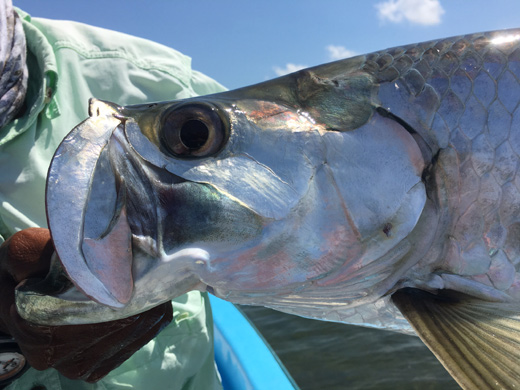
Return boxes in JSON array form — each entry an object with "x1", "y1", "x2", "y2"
[
  {"x1": 375, "y1": 30, "x2": 520, "y2": 299},
  {"x1": 366, "y1": 30, "x2": 520, "y2": 388},
  {"x1": 215, "y1": 28, "x2": 520, "y2": 326},
  {"x1": 22, "y1": 29, "x2": 520, "y2": 327},
  {"x1": 16, "y1": 29, "x2": 520, "y2": 389}
]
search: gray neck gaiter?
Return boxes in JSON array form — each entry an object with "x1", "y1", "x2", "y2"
[{"x1": 0, "y1": 0, "x2": 28, "y2": 129}]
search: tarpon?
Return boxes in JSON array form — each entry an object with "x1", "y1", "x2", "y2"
[{"x1": 16, "y1": 29, "x2": 520, "y2": 389}]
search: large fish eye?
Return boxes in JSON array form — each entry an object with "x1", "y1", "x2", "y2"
[{"x1": 161, "y1": 103, "x2": 227, "y2": 158}]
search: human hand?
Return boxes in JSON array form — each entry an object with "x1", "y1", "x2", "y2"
[{"x1": 0, "y1": 228, "x2": 173, "y2": 382}]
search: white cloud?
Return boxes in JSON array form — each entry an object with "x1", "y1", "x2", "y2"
[
  {"x1": 326, "y1": 45, "x2": 357, "y2": 61},
  {"x1": 375, "y1": 0, "x2": 444, "y2": 26},
  {"x1": 273, "y1": 63, "x2": 307, "y2": 77}
]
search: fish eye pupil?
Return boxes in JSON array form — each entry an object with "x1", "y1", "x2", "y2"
[
  {"x1": 161, "y1": 103, "x2": 227, "y2": 158},
  {"x1": 180, "y1": 119, "x2": 209, "y2": 149}
]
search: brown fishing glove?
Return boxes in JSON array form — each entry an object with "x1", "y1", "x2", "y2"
[{"x1": 0, "y1": 228, "x2": 173, "y2": 382}]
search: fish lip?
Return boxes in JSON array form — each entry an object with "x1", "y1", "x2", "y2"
[{"x1": 45, "y1": 101, "x2": 126, "y2": 308}]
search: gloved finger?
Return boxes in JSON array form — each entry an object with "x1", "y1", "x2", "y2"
[
  {"x1": 7, "y1": 300, "x2": 158, "y2": 373},
  {"x1": 83, "y1": 303, "x2": 173, "y2": 382},
  {"x1": 0, "y1": 228, "x2": 53, "y2": 282},
  {"x1": 0, "y1": 228, "x2": 54, "y2": 354},
  {"x1": 6, "y1": 303, "x2": 53, "y2": 371},
  {"x1": 0, "y1": 273, "x2": 17, "y2": 334},
  {"x1": 4, "y1": 284, "x2": 145, "y2": 371},
  {"x1": 8, "y1": 307, "x2": 143, "y2": 372},
  {"x1": 53, "y1": 302, "x2": 173, "y2": 382},
  {"x1": 7, "y1": 304, "x2": 135, "y2": 371},
  {"x1": 8, "y1": 301, "x2": 171, "y2": 377}
]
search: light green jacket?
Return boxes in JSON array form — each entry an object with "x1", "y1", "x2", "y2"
[{"x1": 3, "y1": 9, "x2": 225, "y2": 390}]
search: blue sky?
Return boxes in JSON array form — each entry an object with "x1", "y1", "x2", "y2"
[{"x1": 15, "y1": 0, "x2": 520, "y2": 90}]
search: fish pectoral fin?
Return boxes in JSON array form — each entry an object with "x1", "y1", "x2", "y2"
[{"x1": 392, "y1": 288, "x2": 520, "y2": 390}]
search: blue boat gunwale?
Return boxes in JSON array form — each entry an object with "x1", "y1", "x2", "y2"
[{"x1": 210, "y1": 295, "x2": 299, "y2": 390}]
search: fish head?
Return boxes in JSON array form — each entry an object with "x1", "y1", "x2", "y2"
[{"x1": 19, "y1": 67, "x2": 427, "y2": 324}]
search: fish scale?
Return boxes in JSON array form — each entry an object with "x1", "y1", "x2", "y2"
[{"x1": 368, "y1": 31, "x2": 520, "y2": 303}]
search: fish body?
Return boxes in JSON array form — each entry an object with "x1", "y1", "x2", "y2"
[{"x1": 16, "y1": 29, "x2": 520, "y2": 388}]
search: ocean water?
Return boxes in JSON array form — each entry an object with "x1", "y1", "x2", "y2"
[{"x1": 241, "y1": 306, "x2": 460, "y2": 390}]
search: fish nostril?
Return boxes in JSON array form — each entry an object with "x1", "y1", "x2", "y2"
[{"x1": 383, "y1": 223, "x2": 393, "y2": 237}]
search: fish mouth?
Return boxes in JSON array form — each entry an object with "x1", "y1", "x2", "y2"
[
  {"x1": 44, "y1": 98, "x2": 131, "y2": 308},
  {"x1": 17, "y1": 99, "x2": 196, "y2": 324}
]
